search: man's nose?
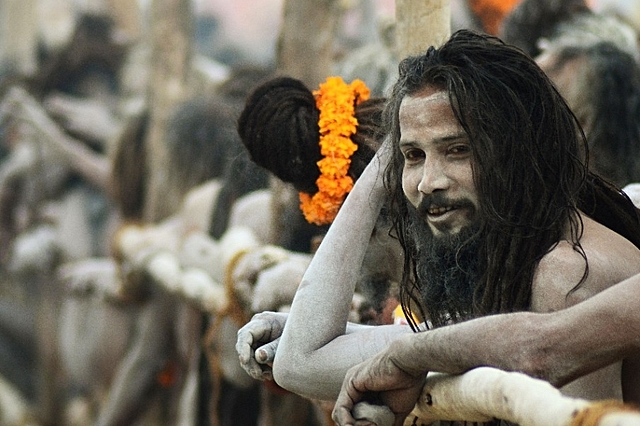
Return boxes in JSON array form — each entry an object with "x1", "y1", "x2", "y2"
[{"x1": 417, "y1": 160, "x2": 450, "y2": 195}]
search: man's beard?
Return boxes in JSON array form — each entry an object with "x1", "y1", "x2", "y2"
[{"x1": 406, "y1": 199, "x2": 482, "y2": 327}]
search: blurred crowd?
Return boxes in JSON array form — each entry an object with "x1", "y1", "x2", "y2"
[{"x1": 0, "y1": 0, "x2": 639, "y2": 425}]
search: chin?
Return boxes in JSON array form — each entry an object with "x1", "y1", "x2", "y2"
[{"x1": 430, "y1": 224, "x2": 463, "y2": 237}]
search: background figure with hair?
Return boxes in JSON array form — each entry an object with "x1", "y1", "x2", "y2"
[
  {"x1": 499, "y1": 0, "x2": 640, "y2": 206},
  {"x1": 536, "y1": 41, "x2": 640, "y2": 189},
  {"x1": 498, "y1": 0, "x2": 638, "y2": 60},
  {"x1": 236, "y1": 29, "x2": 640, "y2": 426}
]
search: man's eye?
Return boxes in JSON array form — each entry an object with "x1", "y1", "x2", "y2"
[
  {"x1": 449, "y1": 145, "x2": 470, "y2": 155},
  {"x1": 404, "y1": 149, "x2": 424, "y2": 162}
]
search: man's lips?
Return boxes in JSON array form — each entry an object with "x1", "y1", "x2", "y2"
[{"x1": 427, "y1": 205, "x2": 456, "y2": 216}]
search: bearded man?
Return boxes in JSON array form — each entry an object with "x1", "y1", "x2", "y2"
[{"x1": 236, "y1": 29, "x2": 640, "y2": 425}]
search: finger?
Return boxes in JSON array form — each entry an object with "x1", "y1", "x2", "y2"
[
  {"x1": 235, "y1": 327, "x2": 255, "y2": 364},
  {"x1": 332, "y1": 402, "x2": 356, "y2": 426},
  {"x1": 353, "y1": 402, "x2": 394, "y2": 426},
  {"x1": 259, "y1": 366, "x2": 273, "y2": 381},
  {"x1": 332, "y1": 380, "x2": 360, "y2": 426},
  {"x1": 255, "y1": 336, "x2": 279, "y2": 364},
  {"x1": 238, "y1": 350, "x2": 264, "y2": 380},
  {"x1": 236, "y1": 346, "x2": 264, "y2": 381},
  {"x1": 235, "y1": 333, "x2": 264, "y2": 380},
  {"x1": 247, "y1": 361, "x2": 272, "y2": 381}
]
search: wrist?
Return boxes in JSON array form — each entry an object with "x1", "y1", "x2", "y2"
[{"x1": 389, "y1": 332, "x2": 429, "y2": 378}]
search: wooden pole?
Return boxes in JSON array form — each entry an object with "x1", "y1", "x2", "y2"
[
  {"x1": 143, "y1": 0, "x2": 194, "y2": 222},
  {"x1": 276, "y1": 0, "x2": 341, "y2": 88},
  {"x1": 1, "y1": 0, "x2": 38, "y2": 75},
  {"x1": 107, "y1": 0, "x2": 142, "y2": 41},
  {"x1": 395, "y1": 0, "x2": 451, "y2": 59},
  {"x1": 404, "y1": 367, "x2": 640, "y2": 426}
]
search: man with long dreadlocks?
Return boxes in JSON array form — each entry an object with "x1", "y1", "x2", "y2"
[{"x1": 236, "y1": 29, "x2": 640, "y2": 425}]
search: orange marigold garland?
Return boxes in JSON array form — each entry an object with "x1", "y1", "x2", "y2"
[{"x1": 299, "y1": 76, "x2": 370, "y2": 225}]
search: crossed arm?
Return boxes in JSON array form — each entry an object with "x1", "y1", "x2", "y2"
[
  {"x1": 236, "y1": 136, "x2": 640, "y2": 423},
  {"x1": 238, "y1": 272, "x2": 640, "y2": 424},
  {"x1": 266, "y1": 139, "x2": 413, "y2": 402}
]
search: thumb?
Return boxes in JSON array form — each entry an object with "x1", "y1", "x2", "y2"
[{"x1": 256, "y1": 336, "x2": 280, "y2": 364}]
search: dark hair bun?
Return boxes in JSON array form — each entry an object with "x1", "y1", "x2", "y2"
[{"x1": 238, "y1": 76, "x2": 321, "y2": 194}]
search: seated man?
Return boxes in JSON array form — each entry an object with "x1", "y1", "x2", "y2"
[{"x1": 236, "y1": 29, "x2": 640, "y2": 425}]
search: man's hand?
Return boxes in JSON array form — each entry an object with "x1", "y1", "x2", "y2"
[
  {"x1": 332, "y1": 343, "x2": 426, "y2": 426},
  {"x1": 236, "y1": 311, "x2": 288, "y2": 380}
]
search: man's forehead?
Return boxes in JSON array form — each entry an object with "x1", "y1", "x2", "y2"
[
  {"x1": 407, "y1": 87, "x2": 449, "y2": 103},
  {"x1": 399, "y1": 88, "x2": 451, "y2": 118},
  {"x1": 398, "y1": 87, "x2": 451, "y2": 122},
  {"x1": 418, "y1": 89, "x2": 449, "y2": 101},
  {"x1": 399, "y1": 87, "x2": 458, "y2": 135}
]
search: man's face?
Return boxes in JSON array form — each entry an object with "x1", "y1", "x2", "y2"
[{"x1": 399, "y1": 87, "x2": 479, "y2": 237}]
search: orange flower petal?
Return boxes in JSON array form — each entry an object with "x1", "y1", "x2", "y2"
[{"x1": 300, "y1": 76, "x2": 370, "y2": 225}]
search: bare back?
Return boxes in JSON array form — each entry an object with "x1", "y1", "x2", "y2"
[{"x1": 532, "y1": 212, "x2": 640, "y2": 403}]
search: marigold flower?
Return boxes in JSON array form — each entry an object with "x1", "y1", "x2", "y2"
[{"x1": 299, "y1": 76, "x2": 370, "y2": 225}]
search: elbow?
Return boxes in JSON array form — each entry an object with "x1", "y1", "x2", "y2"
[
  {"x1": 272, "y1": 350, "x2": 338, "y2": 401},
  {"x1": 271, "y1": 353, "x2": 308, "y2": 397},
  {"x1": 517, "y1": 344, "x2": 559, "y2": 385},
  {"x1": 521, "y1": 347, "x2": 573, "y2": 388},
  {"x1": 271, "y1": 342, "x2": 302, "y2": 394},
  {"x1": 271, "y1": 354, "x2": 293, "y2": 390},
  {"x1": 508, "y1": 316, "x2": 569, "y2": 388}
]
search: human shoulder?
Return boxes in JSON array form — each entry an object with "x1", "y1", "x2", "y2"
[
  {"x1": 531, "y1": 239, "x2": 586, "y2": 313},
  {"x1": 532, "y1": 214, "x2": 640, "y2": 313},
  {"x1": 578, "y1": 213, "x2": 640, "y2": 286}
]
